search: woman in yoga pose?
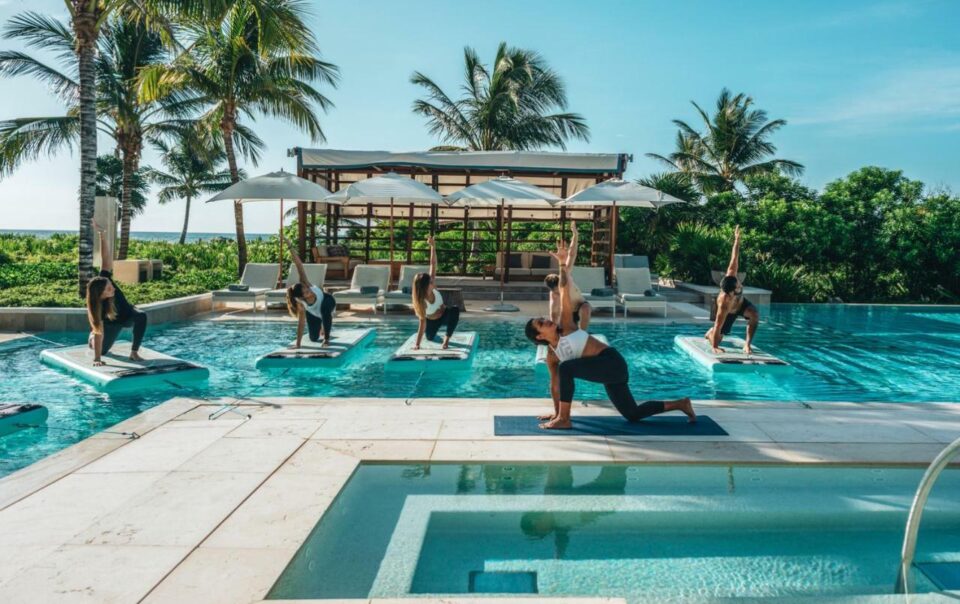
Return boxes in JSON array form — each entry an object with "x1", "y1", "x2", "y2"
[
  {"x1": 544, "y1": 222, "x2": 591, "y2": 330},
  {"x1": 412, "y1": 235, "x2": 460, "y2": 350},
  {"x1": 525, "y1": 240, "x2": 696, "y2": 429},
  {"x1": 87, "y1": 219, "x2": 147, "y2": 367},
  {"x1": 284, "y1": 238, "x2": 337, "y2": 347}
]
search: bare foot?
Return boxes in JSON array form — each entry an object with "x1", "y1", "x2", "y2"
[
  {"x1": 441, "y1": 336, "x2": 450, "y2": 350},
  {"x1": 129, "y1": 351, "x2": 144, "y2": 362},
  {"x1": 743, "y1": 344, "x2": 753, "y2": 355},
  {"x1": 322, "y1": 339, "x2": 331, "y2": 347},
  {"x1": 539, "y1": 417, "x2": 572, "y2": 430},
  {"x1": 538, "y1": 413, "x2": 556, "y2": 421},
  {"x1": 678, "y1": 397, "x2": 697, "y2": 423}
]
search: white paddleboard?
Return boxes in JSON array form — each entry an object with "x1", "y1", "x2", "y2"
[
  {"x1": 256, "y1": 328, "x2": 375, "y2": 369},
  {"x1": 675, "y1": 335, "x2": 792, "y2": 374},
  {"x1": 40, "y1": 343, "x2": 209, "y2": 392},
  {"x1": 386, "y1": 331, "x2": 478, "y2": 372}
]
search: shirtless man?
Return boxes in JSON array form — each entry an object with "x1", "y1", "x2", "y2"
[
  {"x1": 705, "y1": 226, "x2": 759, "y2": 355},
  {"x1": 544, "y1": 222, "x2": 591, "y2": 330}
]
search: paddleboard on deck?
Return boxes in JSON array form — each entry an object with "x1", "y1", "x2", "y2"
[{"x1": 256, "y1": 328, "x2": 375, "y2": 369}]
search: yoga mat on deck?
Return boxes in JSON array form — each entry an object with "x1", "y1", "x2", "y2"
[{"x1": 494, "y1": 414, "x2": 727, "y2": 436}]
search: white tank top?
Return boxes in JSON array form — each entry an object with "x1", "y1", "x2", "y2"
[
  {"x1": 424, "y1": 289, "x2": 444, "y2": 316},
  {"x1": 552, "y1": 329, "x2": 589, "y2": 362},
  {"x1": 298, "y1": 285, "x2": 326, "y2": 318}
]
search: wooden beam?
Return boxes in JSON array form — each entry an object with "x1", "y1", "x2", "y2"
[{"x1": 364, "y1": 202, "x2": 372, "y2": 263}]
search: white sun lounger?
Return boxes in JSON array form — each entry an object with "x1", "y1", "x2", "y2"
[
  {"x1": 383, "y1": 265, "x2": 428, "y2": 310},
  {"x1": 335, "y1": 265, "x2": 390, "y2": 314},
  {"x1": 674, "y1": 335, "x2": 792, "y2": 374},
  {"x1": 535, "y1": 334, "x2": 609, "y2": 375},
  {"x1": 256, "y1": 327, "x2": 375, "y2": 369},
  {"x1": 386, "y1": 331, "x2": 478, "y2": 372},
  {"x1": 212, "y1": 263, "x2": 281, "y2": 311},
  {"x1": 265, "y1": 263, "x2": 327, "y2": 306},
  {"x1": 40, "y1": 343, "x2": 209, "y2": 392},
  {"x1": 617, "y1": 267, "x2": 667, "y2": 317},
  {"x1": 571, "y1": 266, "x2": 616, "y2": 315}
]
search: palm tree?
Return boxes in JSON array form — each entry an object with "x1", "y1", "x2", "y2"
[
  {"x1": 143, "y1": 0, "x2": 339, "y2": 275},
  {"x1": 647, "y1": 88, "x2": 803, "y2": 195},
  {"x1": 148, "y1": 129, "x2": 233, "y2": 244},
  {"x1": 411, "y1": 42, "x2": 589, "y2": 151},
  {"x1": 95, "y1": 154, "x2": 150, "y2": 219}
]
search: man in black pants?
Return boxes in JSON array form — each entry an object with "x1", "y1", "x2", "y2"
[{"x1": 706, "y1": 225, "x2": 759, "y2": 354}]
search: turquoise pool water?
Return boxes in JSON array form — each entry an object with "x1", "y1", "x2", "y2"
[
  {"x1": 267, "y1": 463, "x2": 960, "y2": 601},
  {"x1": 1, "y1": 304, "x2": 959, "y2": 477}
]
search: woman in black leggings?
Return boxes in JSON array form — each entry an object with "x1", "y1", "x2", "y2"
[
  {"x1": 524, "y1": 240, "x2": 695, "y2": 430},
  {"x1": 87, "y1": 219, "x2": 147, "y2": 366},
  {"x1": 284, "y1": 238, "x2": 336, "y2": 346},
  {"x1": 412, "y1": 235, "x2": 460, "y2": 349}
]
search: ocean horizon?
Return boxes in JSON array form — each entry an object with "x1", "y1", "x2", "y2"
[{"x1": 1, "y1": 229, "x2": 275, "y2": 243}]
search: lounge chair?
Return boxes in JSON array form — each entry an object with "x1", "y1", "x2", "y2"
[
  {"x1": 211, "y1": 263, "x2": 280, "y2": 311},
  {"x1": 383, "y1": 265, "x2": 428, "y2": 310},
  {"x1": 617, "y1": 267, "x2": 667, "y2": 317},
  {"x1": 265, "y1": 263, "x2": 327, "y2": 306},
  {"x1": 313, "y1": 244, "x2": 362, "y2": 280},
  {"x1": 334, "y1": 265, "x2": 389, "y2": 313},
  {"x1": 571, "y1": 266, "x2": 616, "y2": 315}
]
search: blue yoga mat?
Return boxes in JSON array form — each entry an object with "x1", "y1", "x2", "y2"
[{"x1": 494, "y1": 414, "x2": 727, "y2": 436}]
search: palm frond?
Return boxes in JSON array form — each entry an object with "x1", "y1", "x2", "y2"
[{"x1": 0, "y1": 116, "x2": 78, "y2": 177}]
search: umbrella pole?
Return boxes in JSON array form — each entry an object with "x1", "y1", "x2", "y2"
[
  {"x1": 389, "y1": 198, "x2": 395, "y2": 264},
  {"x1": 485, "y1": 198, "x2": 518, "y2": 312}
]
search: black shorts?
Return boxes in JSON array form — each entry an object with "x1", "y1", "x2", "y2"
[{"x1": 720, "y1": 299, "x2": 756, "y2": 335}]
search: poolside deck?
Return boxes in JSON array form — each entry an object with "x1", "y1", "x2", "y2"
[{"x1": 1, "y1": 394, "x2": 959, "y2": 603}]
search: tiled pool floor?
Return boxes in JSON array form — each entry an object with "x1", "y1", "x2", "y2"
[{"x1": 1, "y1": 396, "x2": 959, "y2": 603}]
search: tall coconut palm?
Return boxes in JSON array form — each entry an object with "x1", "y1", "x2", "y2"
[
  {"x1": 647, "y1": 88, "x2": 803, "y2": 195},
  {"x1": 143, "y1": 0, "x2": 339, "y2": 275},
  {"x1": 148, "y1": 129, "x2": 233, "y2": 244},
  {"x1": 411, "y1": 42, "x2": 589, "y2": 151}
]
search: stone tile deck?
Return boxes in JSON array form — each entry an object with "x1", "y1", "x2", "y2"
[{"x1": 1, "y1": 396, "x2": 959, "y2": 603}]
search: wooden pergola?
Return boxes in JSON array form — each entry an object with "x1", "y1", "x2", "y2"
[{"x1": 292, "y1": 148, "x2": 630, "y2": 280}]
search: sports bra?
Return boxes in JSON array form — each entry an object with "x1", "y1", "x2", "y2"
[
  {"x1": 552, "y1": 329, "x2": 589, "y2": 362},
  {"x1": 424, "y1": 289, "x2": 444, "y2": 316},
  {"x1": 298, "y1": 285, "x2": 326, "y2": 318}
]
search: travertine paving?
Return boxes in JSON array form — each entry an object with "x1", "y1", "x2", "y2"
[{"x1": 1, "y1": 395, "x2": 958, "y2": 603}]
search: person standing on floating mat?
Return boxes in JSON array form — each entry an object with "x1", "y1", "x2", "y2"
[
  {"x1": 705, "y1": 225, "x2": 759, "y2": 355},
  {"x1": 412, "y1": 235, "x2": 460, "y2": 350},
  {"x1": 544, "y1": 221, "x2": 591, "y2": 330},
  {"x1": 524, "y1": 240, "x2": 696, "y2": 430},
  {"x1": 284, "y1": 237, "x2": 337, "y2": 347},
  {"x1": 87, "y1": 219, "x2": 147, "y2": 367}
]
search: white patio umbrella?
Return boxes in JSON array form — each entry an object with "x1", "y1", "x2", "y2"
[
  {"x1": 206, "y1": 169, "x2": 335, "y2": 268},
  {"x1": 561, "y1": 179, "x2": 687, "y2": 278},
  {"x1": 447, "y1": 176, "x2": 561, "y2": 312},
  {"x1": 326, "y1": 172, "x2": 444, "y2": 262}
]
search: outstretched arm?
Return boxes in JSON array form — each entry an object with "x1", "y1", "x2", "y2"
[
  {"x1": 427, "y1": 235, "x2": 437, "y2": 279},
  {"x1": 725, "y1": 225, "x2": 741, "y2": 277},
  {"x1": 93, "y1": 219, "x2": 112, "y2": 272},
  {"x1": 284, "y1": 237, "x2": 312, "y2": 289},
  {"x1": 710, "y1": 298, "x2": 729, "y2": 352},
  {"x1": 551, "y1": 243, "x2": 578, "y2": 334},
  {"x1": 565, "y1": 221, "x2": 580, "y2": 270}
]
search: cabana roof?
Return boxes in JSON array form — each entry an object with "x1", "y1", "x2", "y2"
[{"x1": 292, "y1": 148, "x2": 629, "y2": 175}]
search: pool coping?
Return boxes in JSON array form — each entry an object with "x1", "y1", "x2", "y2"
[{"x1": 1, "y1": 396, "x2": 959, "y2": 602}]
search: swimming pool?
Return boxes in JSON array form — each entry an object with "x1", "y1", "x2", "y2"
[
  {"x1": 267, "y1": 462, "x2": 960, "y2": 601},
  {"x1": 1, "y1": 303, "x2": 959, "y2": 477}
]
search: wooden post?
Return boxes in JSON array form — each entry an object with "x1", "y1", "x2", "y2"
[
  {"x1": 461, "y1": 206, "x2": 469, "y2": 275},
  {"x1": 406, "y1": 202, "x2": 414, "y2": 263},
  {"x1": 504, "y1": 205, "x2": 514, "y2": 284},
  {"x1": 495, "y1": 205, "x2": 503, "y2": 281},
  {"x1": 610, "y1": 203, "x2": 618, "y2": 285},
  {"x1": 296, "y1": 200, "x2": 307, "y2": 261},
  {"x1": 364, "y1": 202, "x2": 372, "y2": 263},
  {"x1": 309, "y1": 202, "x2": 317, "y2": 253}
]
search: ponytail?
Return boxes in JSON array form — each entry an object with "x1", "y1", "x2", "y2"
[
  {"x1": 86, "y1": 276, "x2": 116, "y2": 335},
  {"x1": 286, "y1": 282, "x2": 305, "y2": 317},
  {"x1": 412, "y1": 272, "x2": 430, "y2": 318}
]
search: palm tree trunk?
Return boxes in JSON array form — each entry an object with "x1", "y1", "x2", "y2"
[
  {"x1": 221, "y1": 113, "x2": 247, "y2": 277},
  {"x1": 74, "y1": 10, "x2": 98, "y2": 297},
  {"x1": 179, "y1": 195, "x2": 191, "y2": 245},
  {"x1": 117, "y1": 140, "x2": 138, "y2": 260}
]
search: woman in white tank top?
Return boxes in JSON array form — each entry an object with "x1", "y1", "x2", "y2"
[
  {"x1": 283, "y1": 237, "x2": 337, "y2": 347},
  {"x1": 524, "y1": 234, "x2": 696, "y2": 430},
  {"x1": 412, "y1": 235, "x2": 460, "y2": 349}
]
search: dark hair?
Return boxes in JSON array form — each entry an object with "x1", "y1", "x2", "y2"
[
  {"x1": 524, "y1": 318, "x2": 542, "y2": 345},
  {"x1": 720, "y1": 275, "x2": 739, "y2": 294},
  {"x1": 286, "y1": 282, "x2": 305, "y2": 317},
  {"x1": 543, "y1": 274, "x2": 559, "y2": 291},
  {"x1": 412, "y1": 272, "x2": 432, "y2": 318}
]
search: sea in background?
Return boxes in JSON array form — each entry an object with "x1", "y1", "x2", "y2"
[{"x1": 0, "y1": 229, "x2": 275, "y2": 243}]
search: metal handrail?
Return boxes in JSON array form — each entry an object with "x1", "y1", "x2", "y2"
[{"x1": 895, "y1": 435, "x2": 960, "y2": 593}]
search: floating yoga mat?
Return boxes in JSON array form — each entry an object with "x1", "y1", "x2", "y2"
[
  {"x1": 256, "y1": 328, "x2": 376, "y2": 369},
  {"x1": 674, "y1": 335, "x2": 792, "y2": 374},
  {"x1": 386, "y1": 331, "x2": 478, "y2": 372},
  {"x1": 0, "y1": 403, "x2": 48, "y2": 437},
  {"x1": 40, "y1": 343, "x2": 209, "y2": 393},
  {"x1": 535, "y1": 334, "x2": 609, "y2": 374},
  {"x1": 494, "y1": 414, "x2": 727, "y2": 436}
]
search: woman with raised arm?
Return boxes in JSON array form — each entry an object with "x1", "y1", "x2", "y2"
[
  {"x1": 525, "y1": 240, "x2": 696, "y2": 430},
  {"x1": 412, "y1": 235, "x2": 460, "y2": 350},
  {"x1": 544, "y1": 221, "x2": 591, "y2": 330},
  {"x1": 86, "y1": 219, "x2": 147, "y2": 366},
  {"x1": 284, "y1": 237, "x2": 337, "y2": 347}
]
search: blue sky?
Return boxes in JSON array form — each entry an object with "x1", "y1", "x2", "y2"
[{"x1": 0, "y1": 0, "x2": 958, "y2": 233}]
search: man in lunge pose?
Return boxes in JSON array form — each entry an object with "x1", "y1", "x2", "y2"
[{"x1": 705, "y1": 226, "x2": 759, "y2": 355}]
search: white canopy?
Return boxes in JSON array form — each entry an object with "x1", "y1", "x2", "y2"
[
  {"x1": 325, "y1": 172, "x2": 444, "y2": 204},
  {"x1": 297, "y1": 148, "x2": 625, "y2": 173},
  {"x1": 446, "y1": 176, "x2": 561, "y2": 208},
  {"x1": 560, "y1": 179, "x2": 686, "y2": 208},
  {"x1": 205, "y1": 170, "x2": 334, "y2": 203}
]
